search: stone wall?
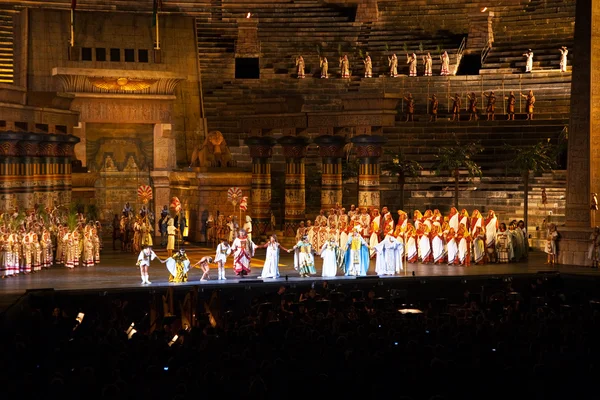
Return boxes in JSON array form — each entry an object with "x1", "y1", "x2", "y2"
[{"x1": 27, "y1": 9, "x2": 203, "y2": 166}]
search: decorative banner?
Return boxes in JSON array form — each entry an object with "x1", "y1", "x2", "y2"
[
  {"x1": 137, "y1": 185, "x2": 153, "y2": 204},
  {"x1": 239, "y1": 196, "x2": 248, "y2": 211},
  {"x1": 227, "y1": 187, "x2": 242, "y2": 205},
  {"x1": 170, "y1": 197, "x2": 181, "y2": 213}
]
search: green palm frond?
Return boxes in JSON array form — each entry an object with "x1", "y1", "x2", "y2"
[
  {"x1": 434, "y1": 135, "x2": 484, "y2": 181},
  {"x1": 381, "y1": 149, "x2": 423, "y2": 179},
  {"x1": 504, "y1": 140, "x2": 556, "y2": 175},
  {"x1": 67, "y1": 211, "x2": 78, "y2": 231}
]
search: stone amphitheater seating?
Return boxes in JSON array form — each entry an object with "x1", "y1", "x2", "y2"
[
  {"x1": 481, "y1": 0, "x2": 575, "y2": 72},
  {"x1": 193, "y1": 0, "x2": 574, "y2": 246}
]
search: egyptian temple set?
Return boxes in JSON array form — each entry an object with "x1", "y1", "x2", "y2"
[{"x1": 0, "y1": 0, "x2": 598, "y2": 265}]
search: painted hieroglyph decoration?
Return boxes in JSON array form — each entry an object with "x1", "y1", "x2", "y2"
[{"x1": 88, "y1": 77, "x2": 157, "y2": 91}]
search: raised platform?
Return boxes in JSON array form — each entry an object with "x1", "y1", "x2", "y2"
[{"x1": 1, "y1": 240, "x2": 598, "y2": 311}]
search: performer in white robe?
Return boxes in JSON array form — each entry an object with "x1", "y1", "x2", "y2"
[
  {"x1": 214, "y1": 239, "x2": 231, "y2": 280},
  {"x1": 231, "y1": 229, "x2": 255, "y2": 277},
  {"x1": 320, "y1": 237, "x2": 340, "y2": 278},
  {"x1": 485, "y1": 210, "x2": 499, "y2": 263},
  {"x1": 431, "y1": 222, "x2": 446, "y2": 264},
  {"x1": 339, "y1": 221, "x2": 349, "y2": 250},
  {"x1": 258, "y1": 235, "x2": 289, "y2": 279},
  {"x1": 418, "y1": 225, "x2": 432, "y2": 263},
  {"x1": 405, "y1": 223, "x2": 418, "y2": 263},
  {"x1": 374, "y1": 235, "x2": 403, "y2": 275},
  {"x1": 369, "y1": 209, "x2": 381, "y2": 256},
  {"x1": 446, "y1": 227, "x2": 458, "y2": 265},
  {"x1": 448, "y1": 207, "x2": 459, "y2": 232}
]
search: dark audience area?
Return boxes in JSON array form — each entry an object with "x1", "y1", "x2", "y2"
[{"x1": 1, "y1": 274, "x2": 598, "y2": 399}]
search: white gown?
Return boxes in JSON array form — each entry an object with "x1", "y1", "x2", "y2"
[
  {"x1": 320, "y1": 241, "x2": 339, "y2": 277},
  {"x1": 260, "y1": 242, "x2": 280, "y2": 279},
  {"x1": 447, "y1": 238, "x2": 458, "y2": 264},
  {"x1": 374, "y1": 236, "x2": 403, "y2": 275}
]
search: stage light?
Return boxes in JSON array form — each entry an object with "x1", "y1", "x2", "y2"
[
  {"x1": 481, "y1": 7, "x2": 488, "y2": 12},
  {"x1": 168, "y1": 334, "x2": 179, "y2": 347},
  {"x1": 246, "y1": 12, "x2": 251, "y2": 18},
  {"x1": 125, "y1": 322, "x2": 136, "y2": 339},
  {"x1": 398, "y1": 308, "x2": 423, "y2": 314}
]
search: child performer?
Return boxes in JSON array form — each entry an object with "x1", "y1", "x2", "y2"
[
  {"x1": 136, "y1": 245, "x2": 165, "y2": 284},
  {"x1": 193, "y1": 256, "x2": 214, "y2": 281},
  {"x1": 214, "y1": 239, "x2": 231, "y2": 280}
]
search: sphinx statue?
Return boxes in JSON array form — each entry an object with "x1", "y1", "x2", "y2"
[{"x1": 189, "y1": 131, "x2": 235, "y2": 168}]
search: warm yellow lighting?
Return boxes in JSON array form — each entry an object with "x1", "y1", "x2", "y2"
[
  {"x1": 398, "y1": 308, "x2": 423, "y2": 314},
  {"x1": 246, "y1": 12, "x2": 251, "y2": 18},
  {"x1": 481, "y1": 7, "x2": 488, "y2": 12}
]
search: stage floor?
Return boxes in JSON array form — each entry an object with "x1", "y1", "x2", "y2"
[{"x1": 1, "y1": 242, "x2": 598, "y2": 301}]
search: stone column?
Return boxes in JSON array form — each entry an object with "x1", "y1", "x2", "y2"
[
  {"x1": 0, "y1": 138, "x2": 19, "y2": 211},
  {"x1": 39, "y1": 142, "x2": 60, "y2": 208},
  {"x1": 351, "y1": 135, "x2": 386, "y2": 209},
  {"x1": 278, "y1": 136, "x2": 310, "y2": 237},
  {"x1": 57, "y1": 142, "x2": 76, "y2": 206},
  {"x1": 314, "y1": 135, "x2": 346, "y2": 210},
  {"x1": 16, "y1": 141, "x2": 36, "y2": 210},
  {"x1": 246, "y1": 136, "x2": 276, "y2": 236},
  {"x1": 558, "y1": 0, "x2": 594, "y2": 265}
]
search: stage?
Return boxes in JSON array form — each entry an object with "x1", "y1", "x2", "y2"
[{"x1": 1, "y1": 242, "x2": 599, "y2": 307}]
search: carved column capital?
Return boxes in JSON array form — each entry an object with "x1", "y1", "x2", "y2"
[
  {"x1": 314, "y1": 135, "x2": 347, "y2": 160},
  {"x1": 351, "y1": 134, "x2": 387, "y2": 160},
  {"x1": 278, "y1": 136, "x2": 310, "y2": 160},
  {"x1": 245, "y1": 136, "x2": 277, "y2": 160}
]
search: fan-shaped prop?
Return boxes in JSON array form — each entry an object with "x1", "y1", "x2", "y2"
[
  {"x1": 137, "y1": 185, "x2": 153, "y2": 204},
  {"x1": 227, "y1": 187, "x2": 242, "y2": 205},
  {"x1": 240, "y1": 196, "x2": 248, "y2": 211},
  {"x1": 170, "y1": 197, "x2": 181, "y2": 213}
]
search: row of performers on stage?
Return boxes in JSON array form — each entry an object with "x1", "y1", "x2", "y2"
[
  {"x1": 0, "y1": 209, "x2": 104, "y2": 278},
  {"x1": 296, "y1": 206, "x2": 528, "y2": 267}
]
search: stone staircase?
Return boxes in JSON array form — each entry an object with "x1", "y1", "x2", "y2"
[
  {"x1": 481, "y1": 0, "x2": 575, "y2": 72},
  {"x1": 0, "y1": 9, "x2": 14, "y2": 84}
]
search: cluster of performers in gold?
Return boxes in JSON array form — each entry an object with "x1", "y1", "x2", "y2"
[{"x1": 0, "y1": 207, "x2": 103, "y2": 278}]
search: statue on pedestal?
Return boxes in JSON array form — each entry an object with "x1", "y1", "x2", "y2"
[
  {"x1": 320, "y1": 56, "x2": 328, "y2": 79},
  {"x1": 423, "y1": 52, "x2": 433, "y2": 76},
  {"x1": 388, "y1": 54, "x2": 397, "y2": 77},
  {"x1": 295, "y1": 55, "x2": 305, "y2": 79},
  {"x1": 364, "y1": 54, "x2": 373, "y2": 78},
  {"x1": 123, "y1": 155, "x2": 138, "y2": 171},
  {"x1": 102, "y1": 155, "x2": 118, "y2": 172},
  {"x1": 339, "y1": 54, "x2": 350, "y2": 78},
  {"x1": 189, "y1": 131, "x2": 234, "y2": 168}
]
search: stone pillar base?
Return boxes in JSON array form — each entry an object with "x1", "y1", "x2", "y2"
[{"x1": 557, "y1": 227, "x2": 593, "y2": 266}]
